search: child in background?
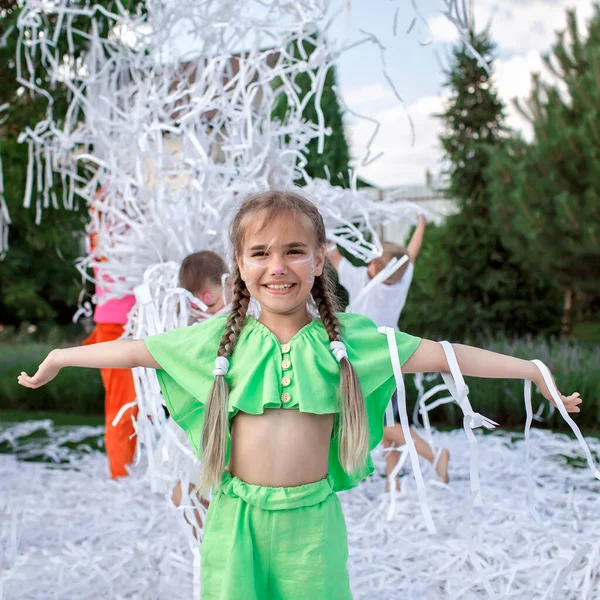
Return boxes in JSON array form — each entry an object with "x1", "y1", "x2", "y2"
[
  {"x1": 19, "y1": 191, "x2": 581, "y2": 599},
  {"x1": 83, "y1": 192, "x2": 137, "y2": 479},
  {"x1": 179, "y1": 251, "x2": 231, "y2": 322},
  {"x1": 156, "y1": 250, "x2": 231, "y2": 535},
  {"x1": 328, "y1": 215, "x2": 450, "y2": 489},
  {"x1": 330, "y1": 221, "x2": 424, "y2": 327},
  {"x1": 83, "y1": 292, "x2": 137, "y2": 479}
]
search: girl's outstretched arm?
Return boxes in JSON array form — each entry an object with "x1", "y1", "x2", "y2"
[
  {"x1": 403, "y1": 340, "x2": 582, "y2": 413},
  {"x1": 18, "y1": 340, "x2": 161, "y2": 390}
]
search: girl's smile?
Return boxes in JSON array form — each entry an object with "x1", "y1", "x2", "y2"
[{"x1": 262, "y1": 281, "x2": 297, "y2": 294}]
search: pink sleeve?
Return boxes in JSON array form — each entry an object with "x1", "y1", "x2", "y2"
[
  {"x1": 92, "y1": 267, "x2": 136, "y2": 325},
  {"x1": 94, "y1": 295, "x2": 136, "y2": 325}
]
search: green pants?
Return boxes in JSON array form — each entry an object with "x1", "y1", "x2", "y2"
[{"x1": 201, "y1": 471, "x2": 352, "y2": 599}]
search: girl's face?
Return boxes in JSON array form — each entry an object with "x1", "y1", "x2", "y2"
[{"x1": 236, "y1": 211, "x2": 325, "y2": 318}]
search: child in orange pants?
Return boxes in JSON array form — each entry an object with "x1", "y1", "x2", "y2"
[
  {"x1": 84, "y1": 319, "x2": 137, "y2": 478},
  {"x1": 84, "y1": 192, "x2": 138, "y2": 478}
]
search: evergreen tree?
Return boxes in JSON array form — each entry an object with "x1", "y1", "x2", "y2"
[
  {"x1": 272, "y1": 35, "x2": 351, "y2": 187},
  {"x1": 488, "y1": 6, "x2": 600, "y2": 336},
  {"x1": 402, "y1": 28, "x2": 560, "y2": 339}
]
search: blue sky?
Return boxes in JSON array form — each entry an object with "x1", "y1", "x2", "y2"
[
  {"x1": 329, "y1": 0, "x2": 596, "y2": 187},
  {"x1": 331, "y1": 1, "x2": 446, "y2": 104}
]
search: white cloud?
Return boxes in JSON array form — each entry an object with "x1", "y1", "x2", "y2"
[
  {"x1": 428, "y1": 13, "x2": 459, "y2": 43},
  {"x1": 429, "y1": 0, "x2": 595, "y2": 54},
  {"x1": 343, "y1": 46, "x2": 561, "y2": 187},
  {"x1": 343, "y1": 83, "x2": 391, "y2": 106},
  {"x1": 346, "y1": 94, "x2": 445, "y2": 187},
  {"x1": 493, "y1": 50, "x2": 547, "y2": 139}
]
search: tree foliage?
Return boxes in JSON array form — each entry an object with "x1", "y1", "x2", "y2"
[
  {"x1": 487, "y1": 6, "x2": 600, "y2": 333},
  {"x1": 272, "y1": 35, "x2": 351, "y2": 187},
  {"x1": 402, "y1": 28, "x2": 561, "y2": 339}
]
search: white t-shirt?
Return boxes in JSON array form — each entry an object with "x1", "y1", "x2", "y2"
[{"x1": 338, "y1": 257, "x2": 414, "y2": 331}]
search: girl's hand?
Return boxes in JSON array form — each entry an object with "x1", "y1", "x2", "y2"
[
  {"x1": 18, "y1": 350, "x2": 62, "y2": 389},
  {"x1": 535, "y1": 371, "x2": 582, "y2": 413}
]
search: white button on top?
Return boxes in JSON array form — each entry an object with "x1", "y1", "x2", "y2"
[
  {"x1": 281, "y1": 376, "x2": 291, "y2": 387},
  {"x1": 281, "y1": 343, "x2": 291, "y2": 354},
  {"x1": 281, "y1": 359, "x2": 291, "y2": 370},
  {"x1": 281, "y1": 392, "x2": 291, "y2": 403}
]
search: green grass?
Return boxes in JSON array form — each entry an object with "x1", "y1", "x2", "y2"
[
  {"x1": 0, "y1": 410, "x2": 104, "y2": 426},
  {"x1": 0, "y1": 410, "x2": 105, "y2": 462}
]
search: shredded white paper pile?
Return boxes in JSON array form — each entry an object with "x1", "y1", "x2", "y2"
[
  {"x1": 12, "y1": 0, "x2": 438, "y2": 299},
  {"x1": 1, "y1": 424, "x2": 599, "y2": 599}
]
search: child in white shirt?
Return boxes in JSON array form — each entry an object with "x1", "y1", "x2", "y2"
[{"x1": 329, "y1": 216, "x2": 450, "y2": 489}]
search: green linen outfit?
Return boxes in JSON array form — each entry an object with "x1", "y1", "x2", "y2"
[{"x1": 144, "y1": 312, "x2": 420, "y2": 599}]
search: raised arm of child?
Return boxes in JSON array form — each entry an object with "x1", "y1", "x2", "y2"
[
  {"x1": 403, "y1": 339, "x2": 582, "y2": 412},
  {"x1": 406, "y1": 215, "x2": 427, "y2": 264},
  {"x1": 17, "y1": 340, "x2": 161, "y2": 389}
]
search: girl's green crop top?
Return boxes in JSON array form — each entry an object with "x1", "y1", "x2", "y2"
[{"x1": 144, "y1": 312, "x2": 421, "y2": 492}]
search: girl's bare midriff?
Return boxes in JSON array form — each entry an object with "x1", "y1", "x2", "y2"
[{"x1": 228, "y1": 408, "x2": 335, "y2": 487}]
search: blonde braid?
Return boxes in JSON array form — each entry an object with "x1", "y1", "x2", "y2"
[
  {"x1": 312, "y1": 273, "x2": 368, "y2": 473},
  {"x1": 199, "y1": 264, "x2": 250, "y2": 491}
]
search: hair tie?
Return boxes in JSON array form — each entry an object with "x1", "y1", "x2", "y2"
[
  {"x1": 330, "y1": 341, "x2": 348, "y2": 362},
  {"x1": 213, "y1": 356, "x2": 230, "y2": 377}
]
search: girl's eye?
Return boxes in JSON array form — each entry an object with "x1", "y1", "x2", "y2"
[
  {"x1": 288, "y1": 249, "x2": 303, "y2": 255},
  {"x1": 251, "y1": 252, "x2": 267, "y2": 257}
]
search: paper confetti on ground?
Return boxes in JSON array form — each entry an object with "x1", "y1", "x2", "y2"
[{"x1": 1, "y1": 424, "x2": 599, "y2": 599}]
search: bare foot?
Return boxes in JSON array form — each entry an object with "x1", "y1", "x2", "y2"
[{"x1": 434, "y1": 448, "x2": 450, "y2": 484}]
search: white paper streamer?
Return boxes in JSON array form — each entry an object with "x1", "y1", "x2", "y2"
[
  {"x1": 0, "y1": 140, "x2": 10, "y2": 258},
  {"x1": 379, "y1": 325, "x2": 436, "y2": 534},
  {"x1": 12, "y1": 0, "x2": 436, "y2": 308}
]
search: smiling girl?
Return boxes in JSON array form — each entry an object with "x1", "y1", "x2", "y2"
[{"x1": 19, "y1": 190, "x2": 582, "y2": 599}]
